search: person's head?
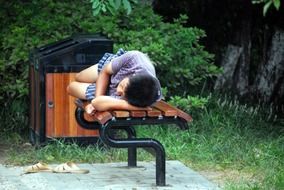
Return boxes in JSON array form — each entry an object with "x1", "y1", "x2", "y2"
[{"x1": 116, "y1": 74, "x2": 160, "y2": 107}]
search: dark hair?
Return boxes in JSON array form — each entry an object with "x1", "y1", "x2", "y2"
[{"x1": 125, "y1": 74, "x2": 160, "y2": 107}]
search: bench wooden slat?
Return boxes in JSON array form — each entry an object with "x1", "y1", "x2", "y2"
[
  {"x1": 147, "y1": 108, "x2": 162, "y2": 117},
  {"x1": 155, "y1": 101, "x2": 192, "y2": 122},
  {"x1": 130, "y1": 110, "x2": 146, "y2": 117},
  {"x1": 84, "y1": 111, "x2": 113, "y2": 124},
  {"x1": 94, "y1": 111, "x2": 113, "y2": 124},
  {"x1": 112, "y1": 110, "x2": 130, "y2": 118},
  {"x1": 177, "y1": 109, "x2": 192, "y2": 122},
  {"x1": 78, "y1": 100, "x2": 191, "y2": 125},
  {"x1": 153, "y1": 101, "x2": 178, "y2": 116},
  {"x1": 173, "y1": 108, "x2": 193, "y2": 122}
]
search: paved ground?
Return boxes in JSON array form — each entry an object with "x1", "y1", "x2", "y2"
[{"x1": 0, "y1": 161, "x2": 220, "y2": 190}]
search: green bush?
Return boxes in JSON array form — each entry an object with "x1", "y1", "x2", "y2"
[
  {"x1": 0, "y1": 99, "x2": 29, "y2": 135},
  {"x1": 169, "y1": 95, "x2": 209, "y2": 116},
  {"x1": 0, "y1": 0, "x2": 219, "y2": 131}
]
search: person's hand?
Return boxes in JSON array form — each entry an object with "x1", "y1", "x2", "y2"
[
  {"x1": 85, "y1": 103, "x2": 96, "y2": 115},
  {"x1": 145, "y1": 106, "x2": 153, "y2": 111}
]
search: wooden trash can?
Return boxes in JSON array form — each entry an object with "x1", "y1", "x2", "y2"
[{"x1": 29, "y1": 34, "x2": 113, "y2": 145}]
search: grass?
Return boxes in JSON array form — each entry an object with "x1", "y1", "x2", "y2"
[{"x1": 0, "y1": 95, "x2": 283, "y2": 189}]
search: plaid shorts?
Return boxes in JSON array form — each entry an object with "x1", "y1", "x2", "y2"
[{"x1": 85, "y1": 48, "x2": 126, "y2": 100}]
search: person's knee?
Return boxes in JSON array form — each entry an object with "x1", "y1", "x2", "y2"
[
  {"x1": 75, "y1": 64, "x2": 99, "y2": 83},
  {"x1": 66, "y1": 82, "x2": 76, "y2": 95},
  {"x1": 66, "y1": 83, "x2": 72, "y2": 94},
  {"x1": 75, "y1": 73, "x2": 82, "y2": 81}
]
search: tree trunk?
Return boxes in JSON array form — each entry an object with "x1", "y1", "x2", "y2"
[
  {"x1": 214, "y1": 20, "x2": 251, "y2": 97},
  {"x1": 253, "y1": 29, "x2": 284, "y2": 104},
  {"x1": 215, "y1": 28, "x2": 284, "y2": 107},
  {"x1": 234, "y1": 21, "x2": 251, "y2": 97},
  {"x1": 214, "y1": 45, "x2": 243, "y2": 90}
]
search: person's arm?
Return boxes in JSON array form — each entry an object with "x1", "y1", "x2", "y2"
[
  {"x1": 95, "y1": 62, "x2": 113, "y2": 97},
  {"x1": 95, "y1": 52, "x2": 130, "y2": 96},
  {"x1": 85, "y1": 96, "x2": 151, "y2": 113}
]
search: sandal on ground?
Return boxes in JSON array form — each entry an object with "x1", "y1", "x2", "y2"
[
  {"x1": 52, "y1": 162, "x2": 89, "y2": 174},
  {"x1": 23, "y1": 162, "x2": 53, "y2": 174}
]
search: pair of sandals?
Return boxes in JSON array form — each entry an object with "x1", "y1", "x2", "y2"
[{"x1": 24, "y1": 162, "x2": 89, "y2": 174}]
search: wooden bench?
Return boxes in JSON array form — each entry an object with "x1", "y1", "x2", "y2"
[{"x1": 75, "y1": 100, "x2": 192, "y2": 186}]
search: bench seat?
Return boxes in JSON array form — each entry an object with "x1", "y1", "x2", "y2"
[{"x1": 75, "y1": 100, "x2": 192, "y2": 186}]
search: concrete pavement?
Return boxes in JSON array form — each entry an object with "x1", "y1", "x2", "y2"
[{"x1": 0, "y1": 161, "x2": 220, "y2": 190}]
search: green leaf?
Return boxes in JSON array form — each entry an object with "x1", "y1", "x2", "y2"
[
  {"x1": 130, "y1": 0, "x2": 138, "y2": 4},
  {"x1": 102, "y1": 3, "x2": 106, "y2": 12},
  {"x1": 106, "y1": 1, "x2": 116, "y2": 15},
  {"x1": 92, "y1": 4, "x2": 101, "y2": 16},
  {"x1": 92, "y1": 0, "x2": 100, "y2": 9},
  {"x1": 273, "y1": 0, "x2": 281, "y2": 10},
  {"x1": 114, "y1": 0, "x2": 121, "y2": 9},
  {"x1": 108, "y1": 0, "x2": 116, "y2": 9},
  {"x1": 122, "y1": 0, "x2": 131, "y2": 15},
  {"x1": 263, "y1": 1, "x2": 273, "y2": 16},
  {"x1": 251, "y1": 0, "x2": 263, "y2": 4}
]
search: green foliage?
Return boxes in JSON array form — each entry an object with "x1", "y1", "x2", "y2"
[
  {"x1": 90, "y1": 0, "x2": 138, "y2": 16},
  {"x1": 0, "y1": 99, "x2": 29, "y2": 135},
  {"x1": 0, "y1": 0, "x2": 218, "y2": 108},
  {"x1": 169, "y1": 95, "x2": 209, "y2": 115},
  {"x1": 0, "y1": 0, "x2": 85, "y2": 101},
  {"x1": 252, "y1": 0, "x2": 281, "y2": 16}
]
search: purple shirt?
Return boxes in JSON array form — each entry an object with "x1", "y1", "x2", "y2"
[{"x1": 108, "y1": 50, "x2": 162, "y2": 100}]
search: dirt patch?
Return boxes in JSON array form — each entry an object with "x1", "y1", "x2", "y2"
[
  {"x1": 0, "y1": 142, "x2": 33, "y2": 165},
  {"x1": 199, "y1": 169, "x2": 261, "y2": 188},
  {"x1": 0, "y1": 143, "x2": 10, "y2": 164}
]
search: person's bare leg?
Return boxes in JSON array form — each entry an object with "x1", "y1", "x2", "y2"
[
  {"x1": 75, "y1": 64, "x2": 99, "y2": 83},
  {"x1": 67, "y1": 81, "x2": 92, "y2": 100}
]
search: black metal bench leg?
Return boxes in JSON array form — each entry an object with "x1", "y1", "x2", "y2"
[
  {"x1": 117, "y1": 126, "x2": 137, "y2": 167},
  {"x1": 154, "y1": 142, "x2": 166, "y2": 186},
  {"x1": 127, "y1": 127, "x2": 137, "y2": 167},
  {"x1": 100, "y1": 123, "x2": 166, "y2": 186}
]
